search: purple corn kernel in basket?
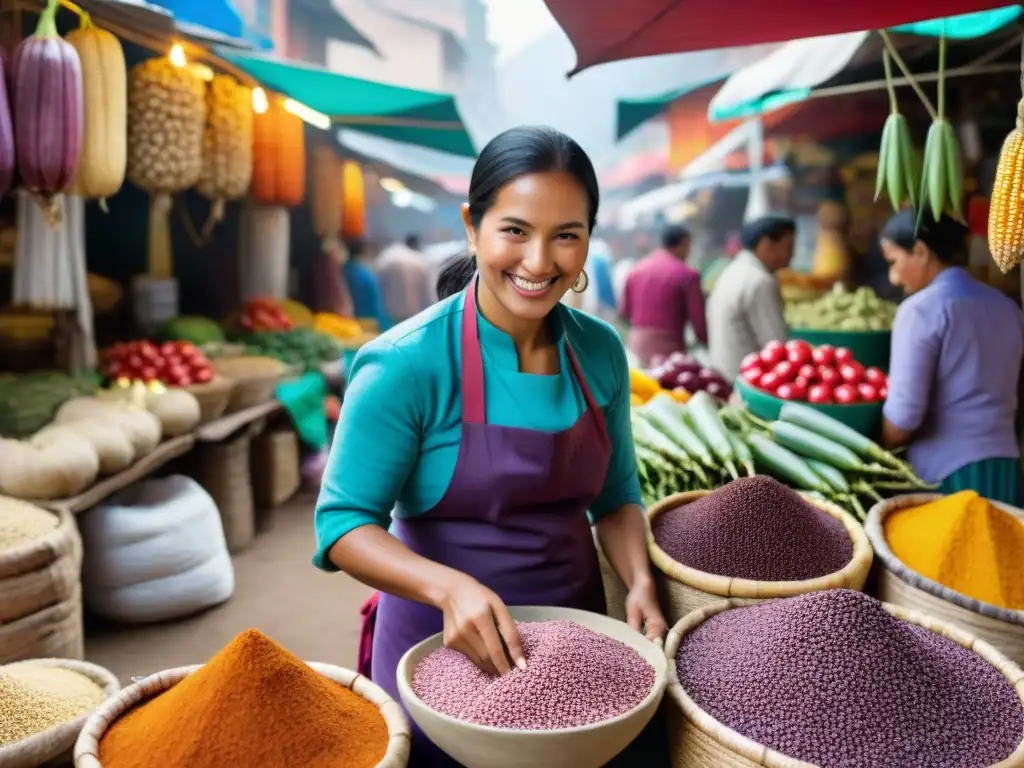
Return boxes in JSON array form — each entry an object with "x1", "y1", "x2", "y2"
[
  {"x1": 412, "y1": 620, "x2": 655, "y2": 730},
  {"x1": 652, "y1": 475, "x2": 852, "y2": 581},
  {"x1": 677, "y1": 590, "x2": 1024, "y2": 767}
]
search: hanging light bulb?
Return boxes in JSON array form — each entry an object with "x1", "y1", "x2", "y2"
[
  {"x1": 169, "y1": 43, "x2": 187, "y2": 68},
  {"x1": 252, "y1": 87, "x2": 269, "y2": 115},
  {"x1": 283, "y1": 98, "x2": 330, "y2": 130}
]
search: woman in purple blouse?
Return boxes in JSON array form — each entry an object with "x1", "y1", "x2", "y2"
[{"x1": 879, "y1": 210, "x2": 1024, "y2": 504}]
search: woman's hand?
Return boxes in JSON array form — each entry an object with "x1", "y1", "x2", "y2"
[
  {"x1": 625, "y1": 576, "x2": 668, "y2": 642},
  {"x1": 437, "y1": 572, "x2": 526, "y2": 676}
]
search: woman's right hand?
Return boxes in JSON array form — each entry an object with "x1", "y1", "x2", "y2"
[{"x1": 437, "y1": 572, "x2": 526, "y2": 676}]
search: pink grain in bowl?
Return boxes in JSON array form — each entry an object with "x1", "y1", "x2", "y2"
[{"x1": 411, "y1": 620, "x2": 656, "y2": 730}]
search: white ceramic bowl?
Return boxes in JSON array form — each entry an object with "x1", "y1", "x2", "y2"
[{"x1": 396, "y1": 606, "x2": 667, "y2": 768}]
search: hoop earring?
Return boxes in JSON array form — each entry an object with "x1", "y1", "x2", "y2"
[{"x1": 571, "y1": 269, "x2": 589, "y2": 293}]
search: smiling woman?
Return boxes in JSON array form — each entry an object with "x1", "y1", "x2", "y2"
[{"x1": 315, "y1": 126, "x2": 669, "y2": 766}]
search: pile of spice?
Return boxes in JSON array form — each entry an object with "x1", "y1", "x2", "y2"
[
  {"x1": 413, "y1": 620, "x2": 654, "y2": 729},
  {"x1": 0, "y1": 497, "x2": 58, "y2": 551},
  {"x1": 0, "y1": 662, "x2": 107, "y2": 745},
  {"x1": 99, "y1": 629, "x2": 389, "y2": 768},
  {"x1": 884, "y1": 490, "x2": 1024, "y2": 610},
  {"x1": 677, "y1": 590, "x2": 1024, "y2": 766},
  {"x1": 651, "y1": 476, "x2": 852, "y2": 581}
]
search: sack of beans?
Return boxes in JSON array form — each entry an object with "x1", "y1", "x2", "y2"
[
  {"x1": 664, "y1": 590, "x2": 1024, "y2": 768},
  {"x1": 0, "y1": 500, "x2": 84, "y2": 663},
  {"x1": 0, "y1": 658, "x2": 119, "y2": 768},
  {"x1": 867, "y1": 492, "x2": 1024, "y2": 667},
  {"x1": 647, "y1": 477, "x2": 873, "y2": 625}
]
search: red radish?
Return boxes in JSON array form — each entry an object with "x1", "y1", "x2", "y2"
[
  {"x1": 834, "y1": 347, "x2": 855, "y2": 364},
  {"x1": 773, "y1": 361, "x2": 797, "y2": 383},
  {"x1": 798, "y1": 364, "x2": 818, "y2": 382},
  {"x1": 794, "y1": 375, "x2": 811, "y2": 391},
  {"x1": 776, "y1": 383, "x2": 799, "y2": 401},
  {"x1": 858, "y1": 383, "x2": 879, "y2": 402},
  {"x1": 812, "y1": 345, "x2": 835, "y2": 366},
  {"x1": 879, "y1": 386, "x2": 888, "y2": 400},
  {"x1": 785, "y1": 341, "x2": 812, "y2": 366},
  {"x1": 740, "y1": 353, "x2": 761, "y2": 373},
  {"x1": 865, "y1": 367, "x2": 887, "y2": 386},
  {"x1": 808, "y1": 384, "x2": 833, "y2": 404},
  {"x1": 743, "y1": 366, "x2": 765, "y2": 385},
  {"x1": 759, "y1": 372, "x2": 782, "y2": 393},
  {"x1": 760, "y1": 341, "x2": 786, "y2": 366},
  {"x1": 785, "y1": 339, "x2": 811, "y2": 355},
  {"x1": 833, "y1": 384, "x2": 859, "y2": 404},
  {"x1": 818, "y1": 367, "x2": 840, "y2": 386},
  {"x1": 839, "y1": 362, "x2": 865, "y2": 384},
  {"x1": 194, "y1": 368, "x2": 213, "y2": 384}
]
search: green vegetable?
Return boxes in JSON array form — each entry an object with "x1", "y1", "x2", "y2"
[
  {"x1": 778, "y1": 403, "x2": 889, "y2": 464},
  {"x1": 805, "y1": 459, "x2": 850, "y2": 493},
  {"x1": 784, "y1": 283, "x2": 897, "y2": 331},
  {"x1": 726, "y1": 430, "x2": 756, "y2": 476},
  {"x1": 161, "y1": 316, "x2": 225, "y2": 345},
  {"x1": 685, "y1": 392, "x2": 739, "y2": 479},
  {"x1": 768, "y1": 421, "x2": 864, "y2": 472},
  {"x1": 745, "y1": 433, "x2": 831, "y2": 495},
  {"x1": 641, "y1": 396, "x2": 715, "y2": 469}
]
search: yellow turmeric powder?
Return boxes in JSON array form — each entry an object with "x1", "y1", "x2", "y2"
[{"x1": 885, "y1": 491, "x2": 1024, "y2": 610}]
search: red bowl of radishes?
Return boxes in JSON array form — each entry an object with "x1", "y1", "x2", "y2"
[
  {"x1": 739, "y1": 339, "x2": 887, "y2": 405},
  {"x1": 648, "y1": 352, "x2": 732, "y2": 402}
]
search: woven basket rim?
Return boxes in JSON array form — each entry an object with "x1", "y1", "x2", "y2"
[
  {"x1": 73, "y1": 660, "x2": 410, "y2": 768},
  {"x1": 646, "y1": 489, "x2": 874, "y2": 598},
  {"x1": 0, "y1": 659, "x2": 120, "y2": 766},
  {"x1": 183, "y1": 376, "x2": 234, "y2": 395},
  {"x1": 0, "y1": 504, "x2": 75, "y2": 578},
  {"x1": 865, "y1": 494, "x2": 1024, "y2": 626},
  {"x1": 664, "y1": 598, "x2": 1024, "y2": 768}
]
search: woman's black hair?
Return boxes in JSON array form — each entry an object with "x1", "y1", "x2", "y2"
[
  {"x1": 436, "y1": 126, "x2": 600, "y2": 300},
  {"x1": 880, "y1": 209, "x2": 969, "y2": 264},
  {"x1": 739, "y1": 215, "x2": 796, "y2": 252}
]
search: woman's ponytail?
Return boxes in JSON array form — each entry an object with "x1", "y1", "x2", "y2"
[{"x1": 436, "y1": 252, "x2": 477, "y2": 300}]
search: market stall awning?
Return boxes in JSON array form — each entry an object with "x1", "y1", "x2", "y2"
[
  {"x1": 708, "y1": 6, "x2": 1022, "y2": 122},
  {"x1": 542, "y1": 0, "x2": 1013, "y2": 75},
  {"x1": 146, "y1": 0, "x2": 273, "y2": 50},
  {"x1": 616, "y1": 77, "x2": 724, "y2": 139},
  {"x1": 215, "y1": 49, "x2": 476, "y2": 157}
]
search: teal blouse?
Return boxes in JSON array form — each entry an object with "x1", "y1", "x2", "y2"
[{"x1": 313, "y1": 287, "x2": 642, "y2": 571}]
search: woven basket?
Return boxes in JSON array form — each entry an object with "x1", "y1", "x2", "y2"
[
  {"x1": 663, "y1": 598, "x2": 1024, "y2": 768},
  {"x1": 647, "y1": 491, "x2": 873, "y2": 626},
  {"x1": 0, "y1": 506, "x2": 81, "y2": 623},
  {"x1": 190, "y1": 434, "x2": 255, "y2": 553},
  {"x1": 0, "y1": 586, "x2": 84, "y2": 664},
  {"x1": 73, "y1": 662, "x2": 411, "y2": 768},
  {"x1": 211, "y1": 357, "x2": 285, "y2": 413},
  {"x1": 0, "y1": 659, "x2": 119, "y2": 768},
  {"x1": 183, "y1": 377, "x2": 233, "y2": 424},
  {"x1": 593, "y1": 530, "x2": 628, "y2": 622},
  {"x1": 251, "y1": 427, "x2": 300, "y2": 511},
  {"x1": 866, "y1": 493, "x2": 1024, "y2": 667}
]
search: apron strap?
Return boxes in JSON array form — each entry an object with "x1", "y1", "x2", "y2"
[{"x1": 461, "y1": 275, "x2": 610, "y2": 441}]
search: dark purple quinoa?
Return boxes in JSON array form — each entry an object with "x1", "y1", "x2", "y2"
[
  {"x1": 677, "y1": 589, "x2": 1024, "y2": 767},
  {"x1": 412, "y1": 620, "x2": 655, "y2": 730},
  {"x1": 651, "y1": 475, "x2": 852, "y2": 581}
]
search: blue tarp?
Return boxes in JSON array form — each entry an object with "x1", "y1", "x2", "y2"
[{"x1": 148, "y1": 0, "x2": 273, "y2": 50}]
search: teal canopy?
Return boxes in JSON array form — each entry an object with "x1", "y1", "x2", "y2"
[
  {"x1": 616, "y1": 76, "x2": 725, "y2": 140},
  {"x1": 893, "y1": 5, "x2": 1021, "y2": 37},
  {"x1": 215, "y1": 48, "x2": 476, "y2": 157}
]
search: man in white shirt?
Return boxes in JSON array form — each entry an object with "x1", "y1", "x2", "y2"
[
  {"x1": 375, "y1": 235, "x2": 436, "y2": 324},
  {"x1": 707, "y1": 216, "x2": 794, "y2": 379}
]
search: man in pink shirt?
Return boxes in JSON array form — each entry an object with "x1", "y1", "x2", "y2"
[{"x1": 620, "y1": 225, "x2": 708, "y2": 366}]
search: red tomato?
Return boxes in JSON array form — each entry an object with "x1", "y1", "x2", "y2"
[
  {"x1": 878, "y1": 386, "x2": 888, "y2": 400},
  {"x1": 127, "y1": 354, "x2": 144, "y2": 371},
  {"x1": 113, "y1": 363, "x2": 133, "y2": 380},
  {"x1": 858, "y1": 383, "x2": 880, "y2": 402},
  {"x1": 787, "y1": 346, "x2": 812, "y2": 366},
  {"x1": 176, "y1": 341, "x2": 197, "y2": 355},
  {"x1": 193, "y1": 367, "x2": 213, "y2": 384},
  {"x1": 812, "y1": 345, "x2": 836, "y2": 366},
  {"x1": 740, "y1": 353, "x2": 762, "y2": 373},
  {"x1": 139, "y1": 342, "x2": 160, "y2": 361},
  {"x1": 773, "y1": 361, "x2": 798, "y2": 383},
  {"x1": 163, "y1": 353, "x2": 182, "y2": 368},
  {"x1": 758, "y1": 372, "x2": 782, "y2": 393},
  {"x1": 776, "y1": 383, "x2": 799, "y2": 401},
  {"x1": 160, "y1": 342, "x2": 177, "y2": 358},
  {"x1": 818, "y1": 367, "x2": 840, "y2": 386},
  {"x1": 140, "y1": 366, "x2": 158, "y2": 382},
  {"x1": 834, "y1": 347, "x2": 855, "y2": 365},
  {"x1": 742, "y1": 366, "x2": 765, "y2": 386},
  {"x1": 797, "y1": 364, "x2": 818, "y2": 382},
  {"x1": 759, "y1": 341, "x2": 786, "y2": 367},
  {"x1": 808, "y1": 384, "x2": 833, "y2": 404},
  {"x1": 839, "y1": 362, "x2": 865, "y2": 384},
  {"x1": 865, "y1": 367, "x2": 887, "y2": 387},
  {"x1": 833, "y1": 384, "x2": 859, "y2": 404}
]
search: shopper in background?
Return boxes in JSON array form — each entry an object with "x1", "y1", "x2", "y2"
[
  {"x1": 706, "y1": 216, "x2": 794, "y2": 379},
  {"x1": 343, "y1": 240, "x2": 391, "y2": 331},
  {"x1": 879, "y1": 209, "x2": 1023, "y2": 504},
  {"x1": 620, "y1": 224, "x2": 707, "y2": 367},
  {"x1": 376, "y1": 234, "x2": 436, "y2": 324}
]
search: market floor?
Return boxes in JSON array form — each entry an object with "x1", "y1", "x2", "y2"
[{"x1": 84, "y1": 491, "x2": 372, "y2": 682}]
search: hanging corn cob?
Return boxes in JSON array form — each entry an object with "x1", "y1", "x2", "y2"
[
  {"x1": 196, "y1": 74, "x2": 253, "y2": 239},
  {"x1": 917, "y1": 33, "x2": 964, "y2": 229},
  {"x1": 988, "y1": 97, "x2": 1024, "y2": 272},
  {"x1": 875, "y1": 49, "x2": 919, "y2": 212}
]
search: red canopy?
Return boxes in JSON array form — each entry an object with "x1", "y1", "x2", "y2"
[{"x1": 544, "y1": 0, "x2": 1011, "y2": 74}]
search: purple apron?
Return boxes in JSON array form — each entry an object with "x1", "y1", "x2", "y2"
[{"x1": 370, "y1": 279, "x2": 611, "y2": 765}]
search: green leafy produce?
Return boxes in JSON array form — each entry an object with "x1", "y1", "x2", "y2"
[
  {"x1": 161, "y1": 316, "x2": 226, "y2": 346},
  {"x1": 0, "y1": 371, "x2": 99, "y2": 438},
  {"x1": 785, "y1": 284, "x2": 896, "y2": 331},
  {"x1": 238, "y1": 328, "x2": 342, "y2": 372}
]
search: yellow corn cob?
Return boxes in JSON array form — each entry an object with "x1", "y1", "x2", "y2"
[{"x1": 988, "y1": 99, "x2": 1024, "y2": 274}]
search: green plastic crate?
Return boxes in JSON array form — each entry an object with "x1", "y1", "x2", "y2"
[
  {"x1": 787, "y1": 327, "x2": 891, "y2": 371},
  {"x1": 735, "y1": 377, "x2": 883, "y2": 438}
]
